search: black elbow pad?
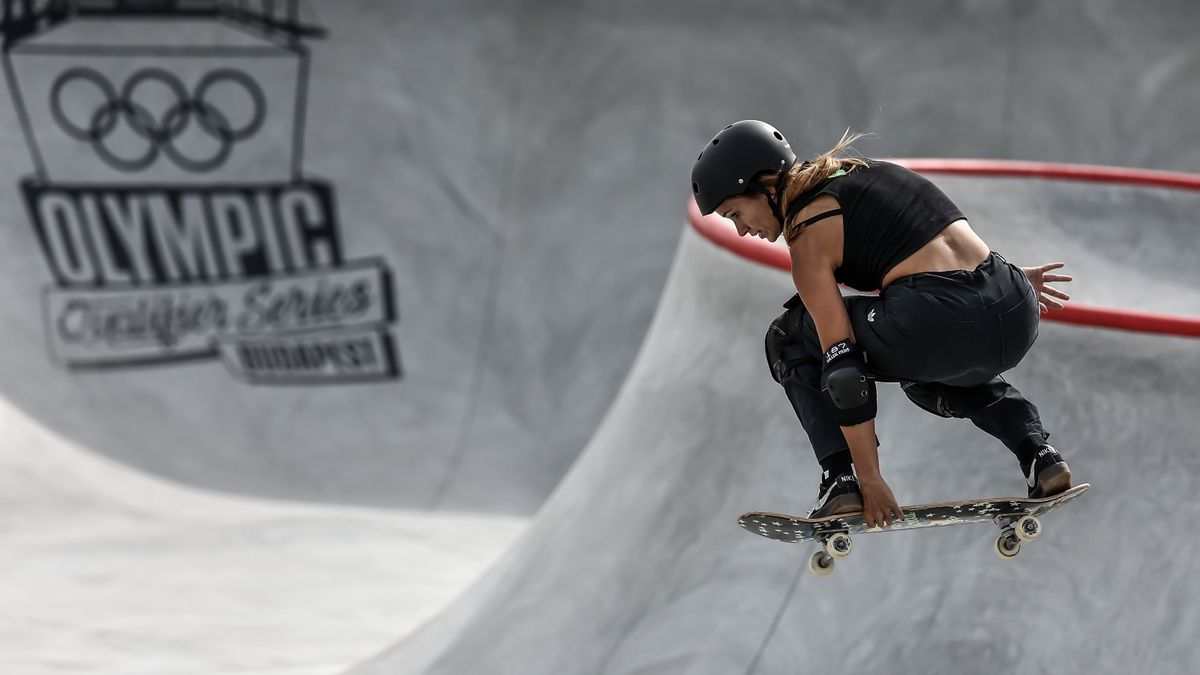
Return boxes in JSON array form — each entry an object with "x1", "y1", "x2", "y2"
[{"x1": 819, "y1": 339, "x2": 877, "y2": 425}]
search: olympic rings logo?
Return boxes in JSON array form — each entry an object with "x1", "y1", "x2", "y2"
[{"x1": 49, "y1": 67, "x2": 267, "y2": 173}]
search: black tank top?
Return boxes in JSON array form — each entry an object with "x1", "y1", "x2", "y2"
[{"x1": 791, "y1": 160, "x2": 965, "y2": 291}]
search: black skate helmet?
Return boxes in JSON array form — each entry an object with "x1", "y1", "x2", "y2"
[{"x1": 691, "y1": 120, "x2": 797, "y2": 216}]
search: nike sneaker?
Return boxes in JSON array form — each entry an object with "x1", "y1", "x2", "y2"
[
  {"x1": 1023, "y1": 444, "x2": 1072, "y2": 498},
  {"x1": 808, "y1": 473, "x2": 863, "y2": 519}
]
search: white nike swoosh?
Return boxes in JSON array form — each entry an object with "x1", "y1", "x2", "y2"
[
  {"x1": 814, "y1": 485, "x2": 833, "y2": 509},
  {"x1": 1026, "y1": 464, "x2": 1038, "y2": 488}
]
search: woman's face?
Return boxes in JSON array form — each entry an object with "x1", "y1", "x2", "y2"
[{"x1": 716, "y1": 192, "x2": 781, "y2": 242}]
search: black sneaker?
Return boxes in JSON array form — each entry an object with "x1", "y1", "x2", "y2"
[
  {"x1": 808, "y1": 473, "x2": 863, "y2": 518},
  {"x1": 1023, "y1": 445, "x2": 1073, "y2": 498}
]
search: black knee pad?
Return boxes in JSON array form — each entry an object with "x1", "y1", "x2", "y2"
[
  {"x1": 901, "y1": 381, "x2": 957, "y2": 418},
  {"x1": 765, "y1": 294, "x2": 810, "y2": 383},
  {"x1": 901, "y1": 380, "x2": 1005, "y2": 419}
]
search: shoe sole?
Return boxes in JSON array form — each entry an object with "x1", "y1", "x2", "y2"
[{"x1": 1030, "y1": 462, "x2": 1073, "y2": 499}]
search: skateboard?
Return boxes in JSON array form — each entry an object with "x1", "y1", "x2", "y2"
[{"x1": 738, "y1": 483, "x2": 1089, "y2": 576}]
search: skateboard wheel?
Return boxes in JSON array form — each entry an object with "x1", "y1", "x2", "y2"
[
  {"x1": 808, "y1": 551, "x2": 835, "y2": 576},
  {"x1": 994, "y1": 534, "x2": 1021, "y2": 559},
  {"x1": 825, "y1": 533, "x2": 853, "y2": 559},
  {"x1": 1014, "y1": 515, "x2": 1041, "y2": 542}
]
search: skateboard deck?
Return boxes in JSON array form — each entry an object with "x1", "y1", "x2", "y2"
[{"x1": 738, "y1": 483, "x2": 1089, "y2": 575}]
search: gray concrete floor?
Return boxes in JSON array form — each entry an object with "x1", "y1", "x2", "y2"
[{"x1": 0, "y1": 397, "x2": 526, "y2": 675}]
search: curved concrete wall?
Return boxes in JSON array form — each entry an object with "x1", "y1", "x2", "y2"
[
  {"x1": 357, "y1": 211, "x2": 1200, "y2": 674},
  {"x1": 345, "y1": 1, "x2": 1200, "y2": 670},
  {"x1": 2, "y1": 1, "x2": 1197, "y2": 514},
  {"x1": 2, "y1": 1, "x2": 1198, "y2": 673}
]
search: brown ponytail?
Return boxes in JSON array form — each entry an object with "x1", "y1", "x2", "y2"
[{"x1": 755, "y1": 129, "x2": 871, "y2": 243}]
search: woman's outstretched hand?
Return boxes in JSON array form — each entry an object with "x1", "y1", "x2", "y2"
[{"x1": 1021, "y1": 262, "x2": 1073, "y2": 313}]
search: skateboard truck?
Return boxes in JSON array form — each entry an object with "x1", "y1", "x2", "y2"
[
  {"x1": 992, "y1": 514, "x2": 1042, "y2": 559},
  {"x1": 808, "y1": 531, "x2": 853, "y2": 576}
]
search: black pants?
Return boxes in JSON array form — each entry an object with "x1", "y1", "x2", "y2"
[{"x1": 767, "y1": 252, "x2": 1049, "y2": 462}]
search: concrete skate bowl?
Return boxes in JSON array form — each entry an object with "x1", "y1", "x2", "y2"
[
  {"x1": 3, "y1": 0, "x2": 1200, "y2": 515},
  {"x1": 351, "y1": 162, "x2": 1200, "y2": 675},
  {"x1": 0, "y1": 1, "x2": 683, "y2": 515},
  {"x1": 2, "y1": 2, "x2": 1198, "y2": 673}
]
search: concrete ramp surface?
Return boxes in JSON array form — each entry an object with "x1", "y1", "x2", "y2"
[
  {"x1": 0, "y1": 2, "x2": 672, "y2": 672},
  {"x1": 1, "y1": 1, "x2": 1198, "y2": 673},
  {"x1": 356, "y1": 177, "x2": 1200, "y2": 673}
]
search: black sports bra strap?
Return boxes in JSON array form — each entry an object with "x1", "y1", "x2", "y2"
[{"x1": 793, "y1": 208, "x2": 842, "y2": 229}]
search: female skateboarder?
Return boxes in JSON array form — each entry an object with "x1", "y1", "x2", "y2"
[{"x1": 690, "y1": 120, "x2": 1074, "y2": 528}]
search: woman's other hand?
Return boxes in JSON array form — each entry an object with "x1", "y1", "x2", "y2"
[{"x1": 1021, "y1": 262, "x2": 1073, "y2": 313}]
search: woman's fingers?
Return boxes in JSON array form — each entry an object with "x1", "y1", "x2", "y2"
[
  {"x1": 1040, "y1": 262, "x2": 1066, "y2": 272},
  {"x1": 1043, "y1": 273, "x2": 1073, "y2": 283},
  {"x1": 867, "y1": 508, "x2": 898, "y2": 528},
  {"x1": 869, "y1": 506, "x2": 903, "y2": 527},
  {"x1": 1042, "y1": 296, "x2": 1065, "y2": 310},
  {"x1": 1044, "y1": 286, "x2": 1071, "y2": 300}
]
